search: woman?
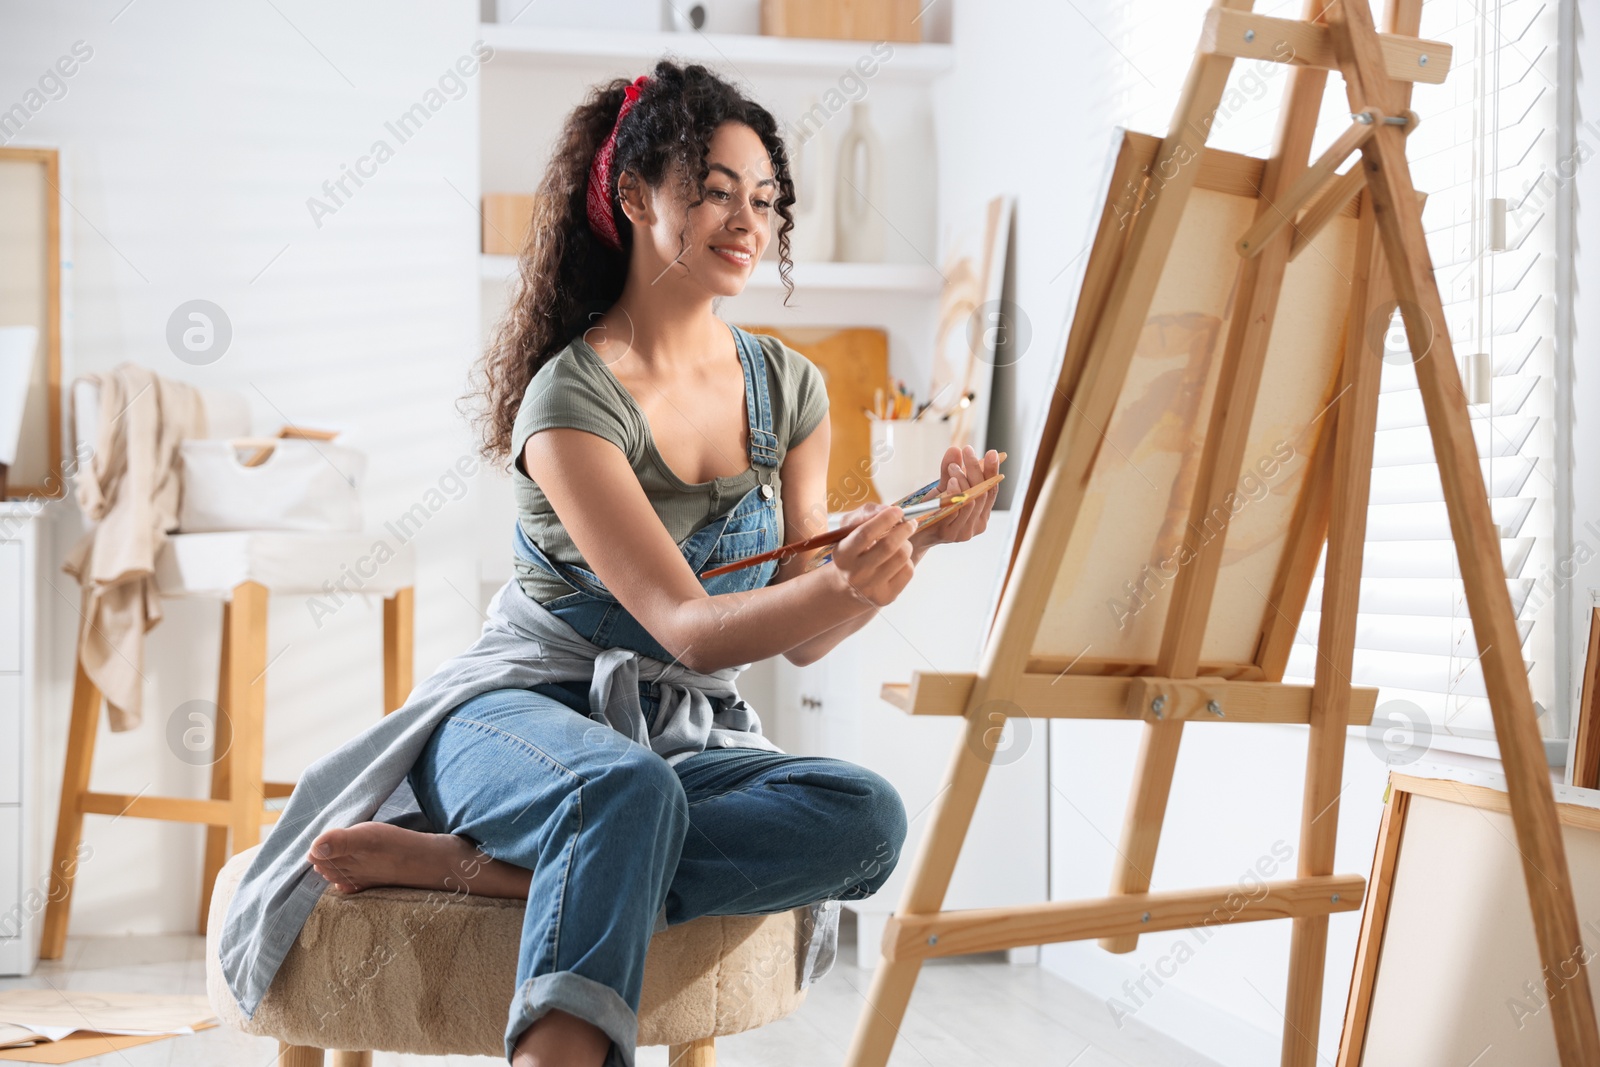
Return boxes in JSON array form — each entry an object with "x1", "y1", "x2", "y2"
[{"x1": 303, "y1": 60, "x2": 1001, "y2": 1067}]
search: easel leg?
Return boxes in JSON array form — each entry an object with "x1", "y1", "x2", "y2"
[
  {"x1": 841, "y1": 711, "x2": 997, "y2": 1067},
  {"x1": 1103, "y1": 0, "x2": 1331, "y2": 953},
  {"x1": 1099, "y1": 720, "x2": 1183, "y2": 953},
  {"x1": 1280, "y1": 196, "x2": 1388, "y2": 1067}
]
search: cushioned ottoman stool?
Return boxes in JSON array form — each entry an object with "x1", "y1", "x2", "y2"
[{"x1": 205, "y1": 845, "x2": 812, "y2": 1066}]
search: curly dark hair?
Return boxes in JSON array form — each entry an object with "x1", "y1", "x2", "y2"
[{"x1": 461, "y1": 58, "x2": 798, "y2": 468}]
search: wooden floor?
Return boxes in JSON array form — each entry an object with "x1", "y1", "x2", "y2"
[{"x1": 1, "y1": 917, "x2": 1223, "y2": 1066}]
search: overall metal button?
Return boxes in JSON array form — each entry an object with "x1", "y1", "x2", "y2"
[{"x1": 760, "y1": 482, "x2": 773, "y2": 499}]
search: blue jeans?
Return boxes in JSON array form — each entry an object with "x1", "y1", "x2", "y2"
[{"x1": 405, "y1": 680, "x2": 907, "y2": 1066}]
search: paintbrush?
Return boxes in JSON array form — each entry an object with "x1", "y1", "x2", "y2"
[{"x1": 697, "y1": 471, "x2": 1005, "y2": 579}]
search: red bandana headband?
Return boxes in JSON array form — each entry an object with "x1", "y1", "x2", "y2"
[{"x1": 586, "y1": 74, "x2": 651, "y2": 252}]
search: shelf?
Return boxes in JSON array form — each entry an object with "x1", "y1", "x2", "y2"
[
  {"x1": 480, "y1": 254, "x2": 943, "y2": 295},
  {"x1": 478, "y1": 23, "x2": 954, "y2": 82}
]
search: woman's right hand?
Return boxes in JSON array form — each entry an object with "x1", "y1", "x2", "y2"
[{"x1": 826, "y1": 503, "x2": 918, "y2": 608}]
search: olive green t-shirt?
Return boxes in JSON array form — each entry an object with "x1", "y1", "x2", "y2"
[{"x1": 510, "y1": 329, "x2": 830, "y2": 605}]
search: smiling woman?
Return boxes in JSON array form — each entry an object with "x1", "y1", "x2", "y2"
[{"x1": 289, "y1": 57, "x2": 999, "y2": 1067}]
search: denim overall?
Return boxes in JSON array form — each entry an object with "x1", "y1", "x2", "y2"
[{"x1": 512, "y1": 321, "x2": 783, "y2": 683}]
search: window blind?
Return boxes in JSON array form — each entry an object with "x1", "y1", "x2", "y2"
[{"x1": 1284, "y1": 0, "x2": 1558, "y2": 747}]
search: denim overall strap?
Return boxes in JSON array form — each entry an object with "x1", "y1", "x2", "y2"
[
  {"x1": 728, "y1": 323, "x2": 782, "y2": 470},
  {"x1": 512, "y1": 323, "x2": 785, "y2": 638}
]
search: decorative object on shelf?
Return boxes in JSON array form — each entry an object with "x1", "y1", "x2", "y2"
[
  {"x1": 927, "y1": 194, "x2": 1013, "y2": 455},
  {"x1": 832, "y1": 102, "x2": 884, "y2": 263},
  {"x1": 0, "y1": 147, "x2": 63, "y2": 500},
  {"x1": 785, "y1": 93, "x2": 836, "y2": 263},
  {"x1": 488, "y1": 0, "x2": 659, "y2": 32},
  {"x1": 866, "y1": 417, "x2": 952, "y2": 506},
  {"x1": 481, "y1": 193, "x2": 537, "y2": 255},
  {"x1": 0, "y1": 326, "x2": 39, "y2": 500},
  {"x1": 179, "y1": 427, "x2": 365, "y2": 534},
  {"x1": 760, "y1": 0, "x2": 921, "y2": 42},
  {"x1": 667, "y1": 0, "x2": 761, "y2": 34},
  {"x1": 738, "y1": 325, "x2": 886, "y2": 508}
]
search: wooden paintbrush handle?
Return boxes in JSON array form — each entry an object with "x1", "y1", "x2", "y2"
[{"x1": 698, "y1": 472, "x2": 1004, "y2": 578}]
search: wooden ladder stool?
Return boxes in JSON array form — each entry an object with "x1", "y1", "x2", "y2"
[
  {"x1": 41, "y1": 564, "x2": 414, "y2": 958},
  {"x1": 40, "y1": 378, "x2": 416, "y2": 958}
]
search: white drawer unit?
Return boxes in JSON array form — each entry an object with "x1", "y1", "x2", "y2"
[
  {"x1": 0, "y1": 502, "x2": 55, "y2": 978},
  {"x1": 0, "y1": 673, "x2": 19, "y2": 805},
  {"x1": 0, "y1": 805, "x2": 19, "y2": 934},
  {"x1": 0, "y1": 540, "x2": 21, "y2": 672}
]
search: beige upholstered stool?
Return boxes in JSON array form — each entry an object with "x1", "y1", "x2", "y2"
[{"x1": 205, "y1": 845, "x2": 811, "y2": 1066}]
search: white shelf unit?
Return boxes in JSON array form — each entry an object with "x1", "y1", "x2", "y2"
[
  {"x1": 478, "y1": 23, "x2": 954, "y2": 81},
  {"x1": 480, "y1": 253, "x2": 943, "y2": 295}
]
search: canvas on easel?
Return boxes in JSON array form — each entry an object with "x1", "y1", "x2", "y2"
[{"x1": 843, "y1": 1, "x2": 1600, "y2": 1065}]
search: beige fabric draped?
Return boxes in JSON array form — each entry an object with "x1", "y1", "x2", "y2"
[{"x1": 62, "y1": 362, "x2": 208, "y2": 731}]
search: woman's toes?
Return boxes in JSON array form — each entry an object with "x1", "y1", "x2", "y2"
[{"x1": 309, "y1": 825, "x2": 352, "y2": 862}]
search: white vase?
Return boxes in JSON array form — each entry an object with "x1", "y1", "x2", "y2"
[
  {"x1": 786, "y1": 95, "x2": 836, "y2": 263},
  {"x1": 833, "y1": 102, "x2": 885, "y2": 263}
]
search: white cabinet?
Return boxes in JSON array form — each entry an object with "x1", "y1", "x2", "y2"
[
  {"x1": 758, "y1": 510, "x2": 1047, "y2": 968},
  {"x1": 0, "y1": 503, "x2": 54, "y2": 976}
]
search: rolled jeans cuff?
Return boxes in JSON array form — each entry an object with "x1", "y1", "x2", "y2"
[{"x1": 503, "y1": 970, "x2": 639, "y2": 1067}]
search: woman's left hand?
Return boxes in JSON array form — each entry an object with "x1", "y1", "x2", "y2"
[{"x1": 909, "y1": 445, "x2": 1005, "y2": 551}]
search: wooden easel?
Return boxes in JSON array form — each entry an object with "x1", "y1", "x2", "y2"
[{"x1": 843, "y1": 0, "x2": 1600, "y2": 1064}]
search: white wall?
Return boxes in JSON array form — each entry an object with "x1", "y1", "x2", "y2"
[{"x1": 2, "y1": 0, "x2": 483, "y2": 936}]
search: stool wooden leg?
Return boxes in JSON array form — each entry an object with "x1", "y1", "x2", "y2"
[
  {"x1": 198, "y1": 597, "x2": 235, "y2": 935},
  {"x1": 276, "y1": 1042, "x2": 323, "y2": 1066},
  {"x1": 328, "y1": 1052, "x2": 371, "y2": 1067},
  {"x1": 40, "y1": 656, "x2": 103, "y2": 959},
  {"x1": 669, "y1": 1037, "x2": 716, "y2": 1066},
  {"x1": 382, "y1": 587, "x2": 413, "y2": 714},
  {"x1": 227, "y1": 581, "x2": 269, "y2": 854}
]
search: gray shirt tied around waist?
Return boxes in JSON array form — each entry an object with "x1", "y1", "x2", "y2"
[{"x1": 217, "y1": 571, "x2": 840, "y2": 1021}]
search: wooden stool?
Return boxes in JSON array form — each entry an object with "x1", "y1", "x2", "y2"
[
  {"x1": 205, "y1": 845, "x2": 811, "y2": 1066},
  {"x1": 41, "y1": 537, "x2": 415, "y2": 959}
]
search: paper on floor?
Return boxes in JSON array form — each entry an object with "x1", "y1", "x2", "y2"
[{"x1": 0, "y1": 991, "x2": 215, "y2": 1046}]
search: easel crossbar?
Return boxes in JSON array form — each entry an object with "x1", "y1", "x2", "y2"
[
  {"x1": 883, "y1": 875, "x2": 1365, "y2": 961},
  {"x1": 882, "y1": 673, "x2": 1378, "y2": 725},
  {"x1": 1199, "y1": 9, "x2": 1451, "y2": 83}
]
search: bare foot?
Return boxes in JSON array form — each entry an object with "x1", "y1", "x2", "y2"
[
  {"x1": 306, "y1": 822, "x2": 532, "y2": 898},
  {"x1": 513, "y1": 1008, "x2": 611, "y2": 1067}
]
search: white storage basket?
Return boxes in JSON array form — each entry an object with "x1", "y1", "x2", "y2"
[{"x1": 179, "y1": 437, "x2": 365, "y2": 533}]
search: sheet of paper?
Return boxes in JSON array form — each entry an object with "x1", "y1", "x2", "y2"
[
  {"x1": 0, "y1": 1023, "x2": 41, "y2": 1050},
  {"x1": 0, "y1": 991, "x2": 214, "y2": 1040}
]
